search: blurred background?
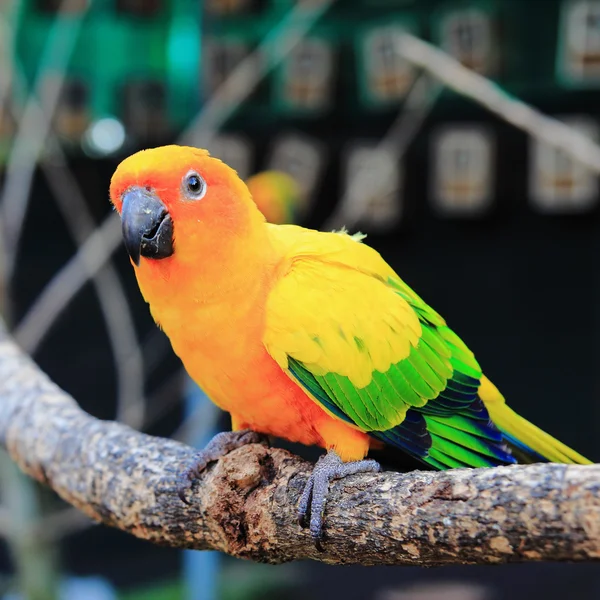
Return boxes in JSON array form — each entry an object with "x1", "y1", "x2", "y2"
[{"x1": 1, "y1": 0, "x2": 600, "y2": 598}]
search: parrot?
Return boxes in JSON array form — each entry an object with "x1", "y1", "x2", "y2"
[
  {"x1": 110, "y1": 145, "x2": 591, "y2": 543},
  {"x1": 245, "y1": 170, "x2": 303, "y2": 225}
]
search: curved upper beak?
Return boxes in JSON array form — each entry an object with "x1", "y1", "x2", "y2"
[{"x1": 120, "y1": 186, "x2": 174, "y2": 266}]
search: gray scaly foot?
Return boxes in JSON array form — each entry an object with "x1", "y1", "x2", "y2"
[
  {"x1": 177, "y1": 429, "x2": 267, "y2": 503},
  {"x1": 298, "y1": 450, "x2": 381, "y2": 547}
]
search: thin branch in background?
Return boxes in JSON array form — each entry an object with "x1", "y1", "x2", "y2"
[
  {"x1": 34, "y1": 506, "x2": 95, "y2": 544},
  {"x1": 0, "y1": 504, "x2": 12, "y2": 537},
  {"x1": 0, "y1": 8, "x2": 16, "y2": 118},
  {"x1": 396, "y1": 32, "x2": 600, "y2": 172},
  {"x1": 0, "y1": 451, "x2": 60, "y2": 598},
  {"x1": 0, "y1": 8, "x2": 19, "y2": 319},
  {"x1": 41, "y1": 154, "x2": 146, "y2": 429},
  {"x1": 13, "y1": 213, "x2": 123, "y2": 350},
  {"x1": 171, "y1": 385, "x2": 223, "y2": 444},
  {"x1": 141, "y1": 367, "x2": 187, "y2": 431},
  {"x1": 136, "y1": 327, "x2": 173, "y2": 376},
  {"x1": 324, "y1": 74, "x2": 442, "y2": 231},
  {"x1": 0, "y1": 0, "x2": 88, "y2": 288},
  {"x1": 179, "y1": 0, "x2": 336, "y2": 146}
]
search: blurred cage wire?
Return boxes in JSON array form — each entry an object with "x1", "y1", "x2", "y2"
[{"x1": 1, "y1": 0, "x2": 600, "y2": 599}]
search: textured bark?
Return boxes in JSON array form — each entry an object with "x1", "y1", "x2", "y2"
[{"x1": 0, "y1": 323, "x2": 599, "y2": 566}]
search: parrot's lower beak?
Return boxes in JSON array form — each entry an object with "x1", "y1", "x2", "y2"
[{"x1": 120, "y1": 186, "x2": 174, "y2": 266}]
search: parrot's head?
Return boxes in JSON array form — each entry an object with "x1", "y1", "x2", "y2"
[{"x1": 110, "y1": 145, "x2": 267, "y2": 283}]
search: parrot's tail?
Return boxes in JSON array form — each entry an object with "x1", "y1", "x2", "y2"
[{"x1": 479, "y1": 376, "x2": 592, "y2": 465}]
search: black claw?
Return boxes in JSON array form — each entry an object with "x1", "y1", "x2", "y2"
[
  {"x1": 177, "y1": 471, "x2": 195, "y2": 504},
  {"x1": 178, "y1": 487, "x2": 191, "y2": 505}
]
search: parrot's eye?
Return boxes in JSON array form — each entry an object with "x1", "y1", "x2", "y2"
[{"x1": 182, "y1": 170, "x2": 207, "y2": 200}]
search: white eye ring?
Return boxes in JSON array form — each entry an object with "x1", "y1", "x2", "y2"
[{"x1": 182, "y1": 170, "x2": 207, "y2": 200}]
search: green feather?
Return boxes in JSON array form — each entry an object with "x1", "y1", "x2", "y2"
[
  {"x1": 408, "y1": 345, "x2": 446, "y2": 391},
  {"x1": 369, "y1": 371, "x2": 406, "y2": 422},
  {"x1": 386, "y1": 364, "x2": 424, "y2": 407},
  {"x1": 420, "y1": 324, "x2": 451, "y2": 358},
  {"x1": 450, "y1": 356, "x2": 481, "y2": 381},
  {"x1": 428, "y1": 434, "x2": 495, "y2": 468},
  {"x1": 441, "y1": 331, "x2": 482, "y2": 380},
  {"x1": 372, "y1": 370, "x2": 404, "y2": 406},
  {"x1": 386, "y1": 276, "x2": 446, "y2": 327},
  {"x1": 418, "y1": 328, "x2": 453, "y2": 378},
  {"x1": 425, "y1": 447, "x2": 473, "y2": 469},
  {"x1": 429, "y1": 414, "x2": 500, "y2": 441},
  {"x1": 425, "y1": 417, "x2": 502, "y2": 459},
  {"x1": 319, "y1": 374, "x2": 371, "y2": 430},
  {"x1": 397, "y1": 357, "x2": 437, "y2": 401},
  {"x1": 354, "y1": 336, "x2": 366, "y2": 352}
]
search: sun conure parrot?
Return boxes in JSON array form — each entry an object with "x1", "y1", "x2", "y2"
[
  {"x1": 245, "y1": 170, "x2": 303, "y2": 225},
  {"x1": 110, "y1": 145, "x2": 591, "y2": 542}
]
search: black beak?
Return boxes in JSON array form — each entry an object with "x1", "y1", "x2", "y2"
[{"x1": 121, "y1": 186, "x2": 174, "y2": 266}]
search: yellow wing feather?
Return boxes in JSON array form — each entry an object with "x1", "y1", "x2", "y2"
[{"x1": 264, "y1": 226, "x2": 424, "y2": 424}]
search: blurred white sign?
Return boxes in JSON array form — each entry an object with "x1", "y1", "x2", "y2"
[
  {"x1": 529, "y1": 116, "x2": 599, "y2": 213},
  {"x1": 430, "y1": 125, "x2": 495, "y2": 217},
  {"x1": 559, "y1": 0, "x2": 600, "y2": 82},
  {"x1": 439, "y1": 9, "x2": 497, "y2": 75},
  {"x1": 340, "y1": 142, "x2": 402, "y2": 232},
  {"x1": 281, "y1": 38, "x2": 334, "y2": 111},
  {"x1": 362, "y1": 24, "x2": 415, "y2": 103},
  {"x1": 203, "y1": 37, "x2": 249, "y2": 98}
]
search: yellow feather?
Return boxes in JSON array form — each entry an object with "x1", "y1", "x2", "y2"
[{"x1": 479, "y1": 376, "x2": 592, "y2": 464}]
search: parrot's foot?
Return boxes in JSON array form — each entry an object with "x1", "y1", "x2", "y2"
[
  {"x1": 177, "y1": 429, "x2": 268, "y2": 504},
  {"x1": 298, "y1": 450, "x2": 381, "y2": 547}
]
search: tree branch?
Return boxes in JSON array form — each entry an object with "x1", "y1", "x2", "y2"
[{"x1": 0, "y1": 323, "x2": 599, "y2": 566}]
